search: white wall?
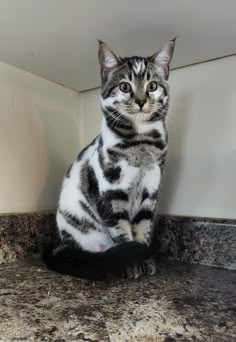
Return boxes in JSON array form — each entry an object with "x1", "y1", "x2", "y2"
[
  {"x1": 0, "y1": 61, "x2": 81, "y2": 214},
  {"x1": 80, "y1": 56, "x2": 236, "y2": 219}
]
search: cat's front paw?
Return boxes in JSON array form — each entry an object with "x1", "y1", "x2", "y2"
[
  {"x1": 123, "y1": 258, "x2": 157, "y2": 279},
  {"x1": 142, "y1": 258, "x2": 157, "y2": 276},
  {"x1": 125, "y1": 263, "x2": 145, "y2": 279}
]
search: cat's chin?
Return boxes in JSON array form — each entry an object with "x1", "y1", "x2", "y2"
[
  {"x1": 134, "y1": 109, "x2": 150, "y2": 114},
  {"x1": 129, "y1": 111, "x2": 153, "y2": 123},
  {"x1": 124, "y1": 110, "x2": 151, "y2": 116}
]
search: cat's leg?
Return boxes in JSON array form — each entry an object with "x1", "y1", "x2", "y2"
[
  {"x1": 98, "y1": 188, "x2": 144, "y2": 278},
  {"x1": 131, "y1": 166, "x2": 161, "y2": 276},
  {"x1": 57, "y1": 207, "x2": 114, "y2": 253},
  {"x1": 132, "y1": 194, "x2": 156, "y2": 246},
  {"x1": 98, "y1": 189, "x2": 133, "y2": 244},
  {"x1": 127, "y1": 201, "x2": 157, "y2": 278},
  {"x1": 131, "y1": 200, "x2": 157, "y2": 276}
]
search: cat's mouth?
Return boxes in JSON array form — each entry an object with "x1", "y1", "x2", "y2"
[
  {"x1": 129, "y1": 111, "x2": 153, "y2": 123},
  {"x1": 136, "y1": 109, "x2": 150, "y2": 114},
  {"x1": 126, "y1": 108, "x2": 152, "y2": 115},
  {"x1": 122, "y1": 105, "x2": 157, "y2": 119}
]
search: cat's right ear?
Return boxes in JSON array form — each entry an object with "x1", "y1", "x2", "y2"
[{"x1": 98, "y1": 40, "x2": 122, "y2": 70}]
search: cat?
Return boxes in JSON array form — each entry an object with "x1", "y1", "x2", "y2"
[{"x1": 42, "y1": 38, "x2": 176, "y2": 280}]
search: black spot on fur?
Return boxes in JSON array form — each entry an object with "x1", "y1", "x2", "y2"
[
  {"x1": 141, "y1": 189, "x2": 149, "y2": 203},
  {"x1": 102, "y1": 189, "x2": 128, "y2": 201},
  {"x1": 59, "y1": 210, "x2": 96, "y2": 233},
  {"x1": 97, "y1": 190, "x2": 129, "y2": 226},
  {"x1": 116, "y1": 139, "x2": 165, "y2": 150},
  {"x1": 98, "y1": 148, "x2": 121, "y2": 183},
  {"x1": 87, "y1": 166, "x2": 99, "y2": 201},
  {"x1": 132, "y1": 209, "x2": 154, "y2": 225},
  {"x1": 148, "y1": 130, "x2": 161, "y2": 139},
  {"x1": 107, "y1": 149, "x2": 125, "y2": 163},
  {"x1": 79, "y1": 200, "x2": 100, "y2": 223},
  {"x1": 104, "y1": 166, "x2": 121, "y2": 183}
]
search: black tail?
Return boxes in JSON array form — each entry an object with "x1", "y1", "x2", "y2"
[{"x1": 42, "y1": 241, "x2": 152, "y2": 280}]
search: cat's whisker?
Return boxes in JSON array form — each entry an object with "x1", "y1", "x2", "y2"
[
  {"x1": 166, "y1": 110, "x2": 177, "y2": 131},
  {"x1": 106, "y1": 110, "x2": 124, "y2": 130}
]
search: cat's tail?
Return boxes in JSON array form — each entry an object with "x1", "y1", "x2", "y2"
[{"x1": 42, "y1": 240, "x2": 152, "y2": 280}]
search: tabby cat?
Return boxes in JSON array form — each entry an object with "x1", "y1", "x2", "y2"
[{"x1": 43, "y1": 38, "x2": 176, "y2": 280}]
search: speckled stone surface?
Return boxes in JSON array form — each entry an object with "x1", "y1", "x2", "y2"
[
  {"x1": 156, "y1": 216, "x2": 236, "y2": 270},
  {"x1": 0, "y1": 257, "x2": 235, "y2": 342},
  {"x1": 0, "y1": 212, "x2": 56, "y2": 264},
  {"x1": 0, "y1": 212, "x2": 235, "y2": 270}
]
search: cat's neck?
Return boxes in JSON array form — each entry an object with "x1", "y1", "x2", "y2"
[
  {"x1": 101, "y1": 116, "x2": 166, "y2": 146},
  {"x1": 101, "y1": 117, "x2": 121, "y2": 146}
]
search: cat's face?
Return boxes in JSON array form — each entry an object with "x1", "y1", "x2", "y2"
[{"x1": 99, "y1": 39, "x2": 175, "y2": 124}]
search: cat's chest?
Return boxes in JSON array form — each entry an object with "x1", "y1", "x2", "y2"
[{"x1": 124, "y1": 144, "x2": 160, "y2": 168}]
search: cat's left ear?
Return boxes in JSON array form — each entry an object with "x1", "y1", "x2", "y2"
[{"x1": 150, "y1": 37, "x2": 176, "y2": 79}]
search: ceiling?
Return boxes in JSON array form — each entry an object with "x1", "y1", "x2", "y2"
[{"x1": 0, "y1": 0, "x2": 235, "y2": 92}]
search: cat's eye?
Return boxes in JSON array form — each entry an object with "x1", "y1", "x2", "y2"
[
  {"x1": 119, "y1": 82, "x2": 132, "y2": 93},
  {"x1": 147, "y1": 81, "x2": 158, "y2": 92}
]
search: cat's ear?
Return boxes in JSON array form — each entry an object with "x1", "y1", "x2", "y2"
[
  {"x1": 150, "y1": 37, "x2": 176, "y2": 79},
  {"x1": 98, "y1": 40, "x2": 122, "y2": 70}
]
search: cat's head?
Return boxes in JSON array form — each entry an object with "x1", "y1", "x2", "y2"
[{"x1": 98, "y1": 38, "x2": 176, "y2": 125}]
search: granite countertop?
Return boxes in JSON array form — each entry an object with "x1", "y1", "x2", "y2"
[
  {"x1": 1, "y1": 212, "x2": 236, "y2": 270},
  {"x1": 0, "y1": 257, "x2": 235, "y2": 341}
]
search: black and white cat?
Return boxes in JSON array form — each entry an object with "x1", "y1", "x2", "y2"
[{"x1": 43, "y1": 38, "x2": 176, "y2": 280}]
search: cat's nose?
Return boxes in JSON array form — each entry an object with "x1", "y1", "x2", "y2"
[{"x1": 135, "y1": 98, "x2": 147, "y2": 109}]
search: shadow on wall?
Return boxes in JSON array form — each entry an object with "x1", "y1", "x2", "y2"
[
  {"x1": 158, "y1": 92, "x2": 190, "y2": 214},
  {"x1": 157, "y1": 89, "x2": 219, "y2": 216}
]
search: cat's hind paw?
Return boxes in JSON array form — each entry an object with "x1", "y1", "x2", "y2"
[{"x1": 124, "y1": 258, "x2": 156, "y2": 279}]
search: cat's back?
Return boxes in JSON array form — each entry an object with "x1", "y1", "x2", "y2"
[{"x1": 58, "y1": 136, "x2": 99, "y2": 209}]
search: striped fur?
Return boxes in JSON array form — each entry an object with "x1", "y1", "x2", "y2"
[{"x1": 42, "y1": 39, "x2": 176, "y2": 280}]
